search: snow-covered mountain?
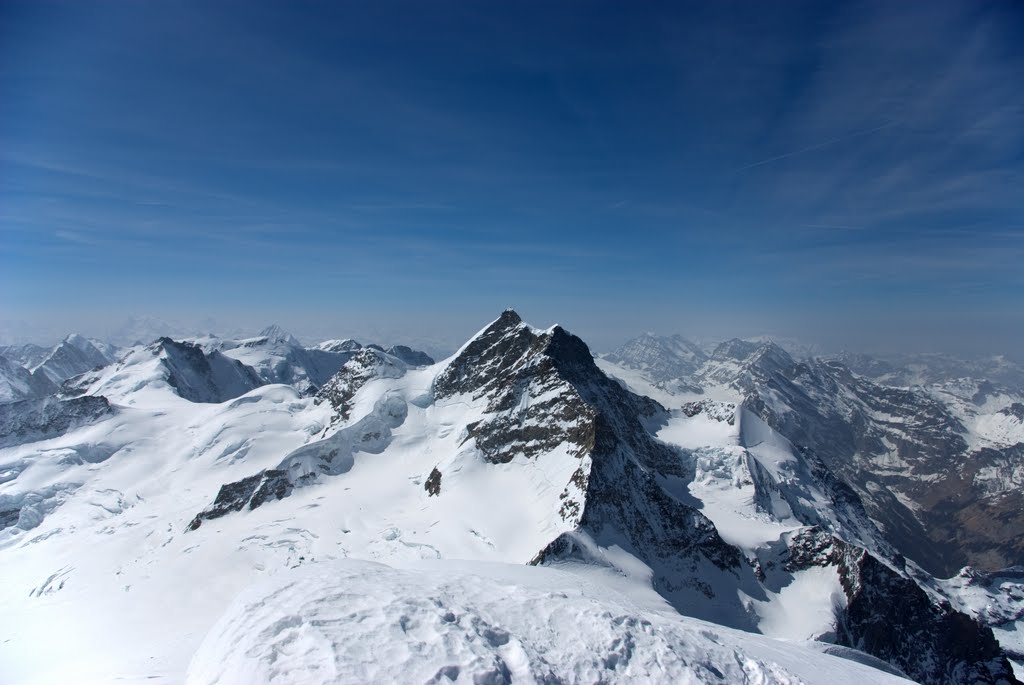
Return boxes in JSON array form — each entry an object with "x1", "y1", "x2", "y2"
[
  {"x1": 602, "y1": 333, "x2": 1024, "y2": 575},
  {"x1": 195, "y1": 325, "x2": 434, "y2": 396},
  {"x1": 605, "y1": 333, "x2": 708, "y2": 380},
  {"x1": 0, "y1": 342, "x2": 51, "y2": 369},
  {"x1": 66, "y1": 337, "x2": 265, "y2": 404},
  {"x1": 0, "y1": 354, "x2": 57, "y2": 403},
  {"x1": 0, "y1": 313, "x2": 1020, "y2": 684},
  {"x1": 833, "y1": 350, "x2": 1024, "y2": 390},
  {"x1": 31, "y1": 333, "x2": 120, "y2": 386}
]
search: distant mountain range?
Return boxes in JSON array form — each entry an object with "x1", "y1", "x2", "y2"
[{"x1": 0, "y1": 314, "x2": 1021, "y2": 684}]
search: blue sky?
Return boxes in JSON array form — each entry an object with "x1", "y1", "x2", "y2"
[{"x1": 1, "y1": 1, "x2": 1022, "y2": 355}]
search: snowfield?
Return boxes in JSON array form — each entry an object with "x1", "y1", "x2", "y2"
[
  {"x1": 187, "y1": 558, "x2": 911, "y2": 685},
  {"x1": 1, "y1": 315, "x2": 1020, "y2": 684}
]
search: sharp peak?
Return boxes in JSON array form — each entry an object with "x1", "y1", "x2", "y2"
[
  {"x1": 497, "y1": 308, "x2": 523, "y2": 324},
  {"x1": 471, "y1": 308, "x2": 527, "y2": 339},
  {"x1": 259, "y1": 323, "x2": 290, "y2": 335},
  {"x1": 258, "y1": 324, "x2": 300, "y2": 343}
]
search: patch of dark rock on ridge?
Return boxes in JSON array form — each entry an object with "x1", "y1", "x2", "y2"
[
  {"x1": 1001, "y1": 402, "x2": 1024, "y2": 422},
  {"x1": 425, "y1": 467, "x2": 442, "y2": 497},
  {"x1": 187, "y1": 469, "x2": 291, "y2": 531},
  {"x1": 0, "y1": 508, "x2": 20, "y2": 529},
  {"x1": 680, "y1": 400, "x2": 735, "y2": 425}
]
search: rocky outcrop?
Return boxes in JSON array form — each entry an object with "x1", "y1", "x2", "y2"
[
  {"x1": 187, "y1": 469, "x2": 292, "y2": 530},
  {"x1": 189, "y1": 395, "x2": 408, "y2": 529},
  {"x1": 681, "y1": 399, "x2": 735, "y2": 424},
  {"x1": 424, "y1": 467, "x2": 441, "y2": 496},
  {"x1": 604, "y1": 333, "x2": 708, "y2": 383},
  {"x1": 782, "y1": 528, "x2": 1019, "y2": 685}
]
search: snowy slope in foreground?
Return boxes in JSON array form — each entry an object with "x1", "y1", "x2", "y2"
[
  {"x1": 188, "y1": 559, "x2": 911, "y2": 685},
  {"x1": 1, "y1": 311, "x2": 1017, "y2": 685}
]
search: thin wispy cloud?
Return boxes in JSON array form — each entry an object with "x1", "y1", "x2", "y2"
[
  {"x1": 736, "y1": 121, "x2": 897, "y2": 172},
  {"x1": 1, "y1": 0, "x2": 1021, "y2": 354}
]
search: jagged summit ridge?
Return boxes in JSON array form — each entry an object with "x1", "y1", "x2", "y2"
[
  {"x1": 2, "y1": 311, "x2": 1022, "y2": 684},
  {"x1": 256, "y1": 324, "x2": 300, "y2": 346}
]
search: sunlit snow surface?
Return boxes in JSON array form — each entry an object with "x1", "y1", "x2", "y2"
[
  {"x1": 187, "y1": 559, "x2": 910, "y2": 685},
  {"x1": 0, "y1": 326, "x2": 936, "y2": 684}
]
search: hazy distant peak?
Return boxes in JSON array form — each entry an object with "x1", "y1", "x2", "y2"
[{"x1": 257, "y1": 324, "x2": 300, "y2": 346}]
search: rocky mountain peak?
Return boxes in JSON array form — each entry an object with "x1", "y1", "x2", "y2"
[
  {"x1": 315, "y1": 347, "x2": 407, "y2": 423},
  {"x1": 711, "y1": 338, "x2": 762, "y2": 362},
  {"x1": 433, "y1": 309, "x2": 540, "y2": 401},
  {"x1": 499, "y1": 307, "x2": 523, "y2": 324},
  {"x1": 317, "y1": 338, "x2": 362, "y2": 354},
  {"x1": 257, "y1": 324, "x2": 300, "y2": 346}
]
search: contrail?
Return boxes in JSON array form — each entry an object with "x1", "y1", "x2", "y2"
[{"x1": 736, "y1": 121, "x2": 896, "y2": 171}]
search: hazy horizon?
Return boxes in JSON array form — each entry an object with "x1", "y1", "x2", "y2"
[
  {"x1": 3, "y1": 1, "x2": 1022, "y2": 358},
  {"x1": 2, "y1": 306, "x2": 1022, "y2": 365}
]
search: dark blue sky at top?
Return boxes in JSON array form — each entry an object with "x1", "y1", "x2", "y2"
[{"x1": 1, "y1": 0, "x2": 1022, "y2": 354}]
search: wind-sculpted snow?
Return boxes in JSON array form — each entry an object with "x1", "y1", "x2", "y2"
[
  {"x1": 0, "y1": 483, "x2": 79, "y2": 545},
  {"x1": 187, "y1": 559, "x2": 913, "y2": 685}
]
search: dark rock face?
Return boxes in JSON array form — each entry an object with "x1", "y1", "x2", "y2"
[
  {"x1": 680, "y1": 400, "x2": 735, "y2": 424},
  {"x1": 187, "y1": 469, "x2": 291, "y2": 530},
  {"x1": 1002, "y1": 403, "x2": 1024, "y2": 422},
  {"x1": 783, "y1": 528, "x2": 1019, "y2": 685},
  {"x1": 438, "y1": 311, "x2": 748, "y2": 621},
  {"x1": 0, "y1": 395, "x2": 114, "y2": 449},
  {"x1": 435, "y1": 311, "x2": 597, "y2": 466},
  {"x1": 424, "y1": 467, "x2": 441, "y2": 496},
  {"x1": 183, "y1": 311, "x2": 1022, "y2": 683},
  {"x1": 656, "y1": 341, "x2": 1021, "y2": 576},
  {"x1": 0, "y1": 508, "x2": 20, "y2": 529},
  {"x1": 940, "y1": 567, "x2": 1024, "y2": 665}
]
